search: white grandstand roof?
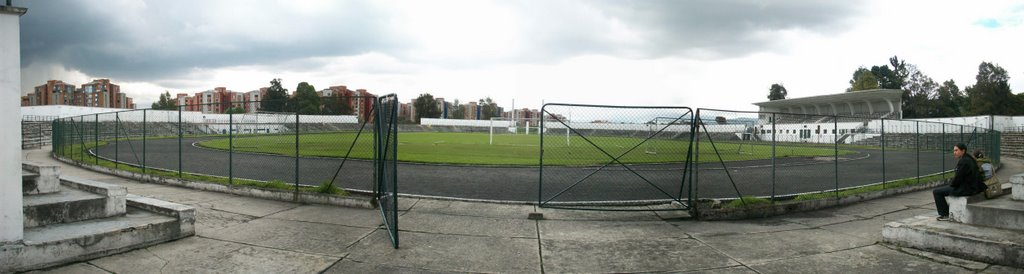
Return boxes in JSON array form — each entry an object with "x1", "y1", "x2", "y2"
[{"x1": 752, "y1": 89, "x2": 903, "y2": 118}]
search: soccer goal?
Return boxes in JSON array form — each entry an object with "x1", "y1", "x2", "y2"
[
  {"x1": 488, "y1": 117, "x2": 542, "y2": 144},
  {"x1": 232, "y1": 111, "x2": 295, "y2": 148},
  {"x1": 644, "y1": 116, "x2": 689, "y2": 154}
]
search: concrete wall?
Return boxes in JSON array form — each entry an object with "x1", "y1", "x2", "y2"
[{"x1": 1, "y1": 5, "x2": 27, "y2": 244}]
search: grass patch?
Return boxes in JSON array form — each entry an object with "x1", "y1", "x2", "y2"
[
  {"x1": 196, "y1": 132, "x2": 856, "y2": 166},
  {"x1": 725, "y1": 196, "x2": 772, "y2": 208},
  {"x1": 53, "y1": 143, "x2": 345, "y2": 195},
  {"x1": 793, "y1": 171, "x2": 952, "y2": 201}
]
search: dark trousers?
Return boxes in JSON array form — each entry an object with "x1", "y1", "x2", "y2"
[{"x1": 933, "y1": 186, "x2": 955, "y2": 217}]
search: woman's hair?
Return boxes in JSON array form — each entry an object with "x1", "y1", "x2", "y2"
[{"x1": 955, "y1": 143, "x2": 968, "y2": 152}]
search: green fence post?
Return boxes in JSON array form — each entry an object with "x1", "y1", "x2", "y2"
[
  {"x1": 834, "y1": 116, "x2": 838, "y2": 200},
  {"x1": 942, "y1": 124, "x2": 947, "y2": 180},
  {"x1": 142, "y1": 109, "x2": 147, "y2": 174},
  {"x1": 916, "y1": 121, "x2": 920, "y2": 184},
  {"x1": 229, "y1": 112, "x2": 233, "y2": 185},
  {"x1": 178, "y1": 105, "x2": 183, "y2": 178},
  {"x1": 94, "y1": 114, "x2": 98, "y2": 165},
  {"x1": 771, "y1": 113, "x2": 776, "y2": 203},
  {"x1": 295, "y1": 112, "x2": 300, "y2": 193},
  {"x1": 115, "y1": 112, "x2": 119, "y2": 169}
]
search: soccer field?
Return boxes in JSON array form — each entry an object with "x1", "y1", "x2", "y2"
[{"x1": 197, "y1": 132, "x2": 854, "y2": 166}]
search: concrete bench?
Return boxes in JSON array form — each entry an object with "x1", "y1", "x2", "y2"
[
  {"x1": 946, "y1": 192, "x2": 986, "y2": 223},
  {"x1": 22, "y1": 161, "x2": 60, "y2": 195}
]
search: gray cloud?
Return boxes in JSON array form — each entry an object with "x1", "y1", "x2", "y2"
[
  {"x1": 20, "y1": 0, "x2": 401, "y2": 85},
  {"x1": 18, "y1": 0, "x2": 863, "y2": 88}
]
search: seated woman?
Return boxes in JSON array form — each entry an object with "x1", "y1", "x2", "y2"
[{"x1": 933, "y1": 143, "x2": 986, "y2": 221}]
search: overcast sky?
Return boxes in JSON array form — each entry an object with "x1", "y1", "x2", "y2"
[{"x1": 17, "y1": 0, "x2": 1024, "y2": 111}]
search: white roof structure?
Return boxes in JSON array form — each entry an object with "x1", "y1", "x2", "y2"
[{"x1": 752, "y1": 89, "x2": 903, "y2": 119}]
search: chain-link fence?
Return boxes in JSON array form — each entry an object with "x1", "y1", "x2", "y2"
[
  {"x1": 538, "y1": 104, "x2": 695, "y2": 210},
  {"x1": 52, "y1": 97, "x2": 381, "y2": 195},
  {"x1": 695, "y1": 108, "x2": 1000, "y2": 206}
]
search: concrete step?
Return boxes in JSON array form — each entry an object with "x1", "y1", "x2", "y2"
[
  {"x1": 964, "y1": 198, "x2": 1024, "y2": 232},
  {"x1": 883, "y1": 215, "x2": 1024, "y2": 268},
  {"x1": 22, "y1": 186, "x2": 110, "y2": 228},
  {"x1": 22, "y1": 162, "x2": 60, "y2": 195},
  {"x1": 1, "y1": 208, "x2": 184, "y2": 272}
]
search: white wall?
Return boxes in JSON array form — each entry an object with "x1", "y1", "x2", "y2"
[{"x1": 1, "y1": 6, "x2": 25, "y2": 244}]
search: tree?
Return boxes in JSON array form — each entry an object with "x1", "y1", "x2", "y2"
[
  {"x1": 478, "y1": 97, "x2": 499, "y2": 120},
  {"x1": 151, "y1": 91, "x2": 177, "y2": 110},
  {"x1": 715, "y1": 116, "x2": 727, "y2": 125},
  {"x1": 292, "y1": 82, "x2": 321, "y2": 115},
  {"x1": 413, "y1": 93, "x2": 440, "y2": 123},
  {"x1": 450, "y1": 99, "x2": 464, "y2": 119},
  {"x1": 901, "y1": 65, "x2": 938, "y2": 118},
  {"x1": 261, "y1": 78, "x2": 289, "y2": 112},
  {"x1": 965, "y1": 62, "x2": 1019, "y2": 115},
  {"x1": 847, "y1": 67, "x2": 879, "y2": 92},
  {"x1": 767, "y1": 83, "x2": 787, "y2": 101},
  {"x1": 225, "y1": 107, "x2": 246, "y2": 114},
  {"x1": 933, "y1": 80, "x2": 965, "y2": 117},
  {"x1": 322, "y1": 93, "x2": 353, "y2": 115}
]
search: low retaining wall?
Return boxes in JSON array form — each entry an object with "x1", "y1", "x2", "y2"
[
  {"x1": 53, "y1": 155, "x2": 375, "y2": 209},
  {"x1": 694, "y1": 179, "x2": 949, "y2": 220}
]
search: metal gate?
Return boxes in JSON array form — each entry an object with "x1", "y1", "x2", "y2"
[
  {"x1": 375, "y1": 94, "x2": 399, "y2": 248},
  {"x1": 538, "y1": 103, "x2": 695, "y2": 210}
]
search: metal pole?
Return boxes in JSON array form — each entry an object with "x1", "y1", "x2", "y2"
[
  {"x1": 539, "y1": 107, "x2": 545, "y2": 205},
  {"x1": 115, "y1": 112, "x2": 119, "y2": 169},
  {"x1": 178, "y1": 105, "x2": 183, "y2": 178},
  {"x1": 834, "y1": 116, "x2": 838, "y2": 200},
  {"x1": 881, "y1": 118, "x2": 886, "y2": 188},
  {"x1": 942, "y1": 124, "x2": 946, "y2": 180},
  {"x1": 94, "y1": 114, "x2": 98, "y2": 165},
  {"x1": 295, "y1": 112, "x2": 300, "y2": 192},
  {"x1": 771, "y1": 113, "x2": 776, "y2": 203},
  {"x1": 229, "y1": 112, "x2": 233, "y2": 185},
  {"x1": 142, "y1": 109, "x2": 146, "y2": 174},
  {"x1": 916, "y1": 121, "x2": 920, "y2": 184}
]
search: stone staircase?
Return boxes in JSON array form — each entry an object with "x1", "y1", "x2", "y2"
[
  {"x1": 1, "y1": 162, "x2": 195, "y2": 272},
  {"x1": 883, "y1": 174, "x2": 1024, "y2": 267},
  {"x1": 1003, "y1": 132, "x2": 1024, "y2": 159}
]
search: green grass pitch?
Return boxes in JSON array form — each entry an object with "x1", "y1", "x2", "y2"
[{"x1": 197, "y1": 132, "x2": 854, "y2": 166}]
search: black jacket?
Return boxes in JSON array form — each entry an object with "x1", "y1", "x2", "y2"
[{"x1": 951, "y1": 156, "x2": 985, "y2": 196}]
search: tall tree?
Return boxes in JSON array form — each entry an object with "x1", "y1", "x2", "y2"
[
  {"x1": 292, "y1": 82, "x2": 321, "y2": 115},
  {"x1": 847, "y1": 67, "x2": 879, "y2": 92},
  {"x1": 261, "y1": 78, "x2": 289, "y2": 112},
  {"x1": 322, "y1": 93, "x2": 353, "y2": 115},
  {"x1": 933, "y1": 80, "x2": 965, "y2": 117},
  {"x1": 966, "y1": 62, "x2": 1019, "y2": 115},
  {"x1": 902, "y1": 65, "x2": 938, "y2": 118},
  {"x1": 767, "y1": 83, "x2": 787, "y2": 101},
  {"x1": 151, "y1": 91, "x2": 177, "y2": 110},
  {"x1": 413, "y1": 93, "x2": 440, "y2": 123},
  {"x1": 478, "y1": 97, "x2": 499, "y2": 120},
  {"x1": 450, "y1": 99, "x2": 465, "y2": 119}
]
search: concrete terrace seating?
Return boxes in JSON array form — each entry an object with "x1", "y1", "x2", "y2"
[
  {"x1": 883, "y1": 174, "x2": 1024, "y2": 268},
  {"x1": 1003, "y1": 132, "x2": 1024, "y2": 159},
  {"x1": 1, "y1": 162, "x2": 196, "y2": 272}
]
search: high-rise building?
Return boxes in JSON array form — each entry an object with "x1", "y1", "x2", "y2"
[{"x1": 21, "y1": 79, "x2": 135, "y2": 109}]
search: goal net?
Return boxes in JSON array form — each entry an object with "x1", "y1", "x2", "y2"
[
  {"x1": 488, "y1": 117, "x2": 542, "y2": 144},
  {"x1": 232, "y1": 111, "x2": 296, "y2": 148}
]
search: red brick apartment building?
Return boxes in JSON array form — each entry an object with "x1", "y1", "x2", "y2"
[{"x1": 21, "y1": 79, "x2": 135, "y2": 109}]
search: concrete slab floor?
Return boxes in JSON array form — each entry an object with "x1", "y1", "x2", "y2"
[
  {"x1": 203, "y1": 218, "x2": 375, "y2": 257},
  {"x1": 539, "y1": 219, "x2": 688, "y2": 240},
  {"x1": 345, "y1": 230, "x2": 541, "y2": 273},
  {"x1": 87, "y1": 237, "x2": 338, "y2": 274},
  {"x1": 749, "y1": 244, "x2": 971, "y2": 274},
  {"x1": 399, "y1": 211, "x2": 536, "y2": 238},
  {"x1": 407, "y1": 199, "x2": 535, "y2": 219},
  {"x1": 697, "y1": 228, "x2": 876, "y2": 265},
  {"x1": 541, "y1": 236, "x2": 739, "y2": 273},
  {"x1": 264, "y1": 204, "x2": 383, "y2": 229}
]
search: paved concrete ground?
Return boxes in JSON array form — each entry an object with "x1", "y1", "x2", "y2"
[{"x1": 23, "y1": 148, "x2": 1024, "y2": 273}]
